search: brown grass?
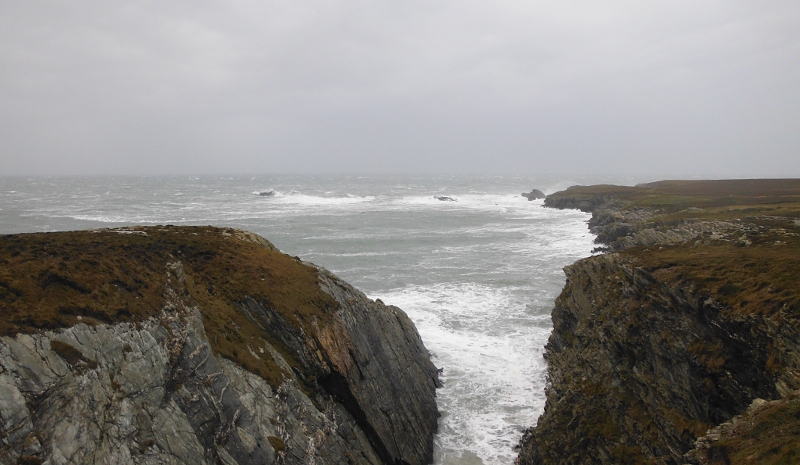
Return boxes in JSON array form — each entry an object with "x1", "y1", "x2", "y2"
[
  {"x1": 49, "y1": 339, "x2": 98, "y2": 369},
  {"x1": 267, "y1": 436, "x2": 286, "y2": 453},
  {"x1": 549, "y1": 179, "x2": 800, "y2": 320},
  {"x1": 547, "y1": 179, "x2": 800, "y2": 461},
  {"x1": 0, "y1": 226, "x2": 339, "y2": 387},
  {"x1": 627, "y1": 240, "x2": 800, "y2": 320},
  {"x1": 712, "y1": 392, "x2": 800, "y2": 464},
  {"x1": 549, "y1": 179, "x2": 800, "y2": 216}
]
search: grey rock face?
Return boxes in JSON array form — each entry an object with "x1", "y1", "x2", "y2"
[
  {"x1": 0, "y1": 228, "x2": 439, "y2": 465},
  {"x1": 0, "y1": 306, "x2": 386, "y2": 465},
  {"x1": 545, "y1": 193, "x2": 776, "y2": 253},
  {"x1": 235, "y1": 268, "x2": 441, "y2": 465}
]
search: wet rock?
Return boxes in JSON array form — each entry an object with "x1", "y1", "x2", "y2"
[{"x1": 521, "y1": 189, "x2": 546, "y2": 201}]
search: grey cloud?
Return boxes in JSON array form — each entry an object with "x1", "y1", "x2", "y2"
[{"x1": 1, "y1": 1, "x2": 798, "y2": 176}]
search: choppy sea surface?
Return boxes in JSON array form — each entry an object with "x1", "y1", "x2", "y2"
[{"x1": 0, "y1": 174, "x2": 619, "y2": 464}]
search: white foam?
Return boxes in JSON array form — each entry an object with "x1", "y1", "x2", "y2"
[
  {"x1": 317, "y1": 251, "x2": 402, "y2": 258},
  {"x1": 0, "y1": 175, "x2": 601, "y2": 463},
  {"x1": 252, "y1": 189, "x2": 276, "y2": 196},
  {"x1": 271, "y1": 192, "x2": 376, "y2": 206},
  {"x1": 377, "y1": 283, "x2": 552, "y2": 465},
  {"x1": 386, "y1": 193, "x2": 556, "y2": 219},
  {"x1": 252, "y1": 189, "x2": 378, "y2": 207}
]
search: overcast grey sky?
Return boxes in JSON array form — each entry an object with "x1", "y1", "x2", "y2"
[{"x1": 1, "y1": 1, "x2": 798, "y2": 177}]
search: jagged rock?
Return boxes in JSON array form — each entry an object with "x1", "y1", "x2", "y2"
[
  {"x1": 521, "y1": 189, "x2": 546, "y2": 201},
  {"x1": 684, "y1": 392, "x2": 800, "y2": 464},
  {"x1": 516, "y1": 253, "x2": 798, "y2": 464},
  {"x1": 519, "y1": 180, "x2": 800, "y2": 465},
  {"x1": 0, "y1": 226, "x2": 439, "y2": 465}
]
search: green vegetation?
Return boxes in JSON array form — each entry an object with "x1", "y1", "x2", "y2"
[{"x1": 0, "y1": 226, "x2": 339, "y2": 388}]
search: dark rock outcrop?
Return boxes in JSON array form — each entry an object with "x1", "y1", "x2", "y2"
[
  {"x1": 521, "y1": 189, "x2": 546, "y2": 201},
  {"x1": 518, "y1": 180, "x2": 800, "y2": 464},
  {"x1": 434, "y1": 196, "x2": 457, "y2": 202},
  {"x1": 685, "y1": 393, "x2": 800, "y2": 464},
  {"x1": 0, "y1": 226, "x2": 439, "y2": 465},
  {"x1": 516, "y1": 253, "x2": 799, "y2": 464}
]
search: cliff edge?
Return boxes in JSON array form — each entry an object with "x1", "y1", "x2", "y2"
[
  {"x1": 0, "y1": 226, "x2": 439, "y2": 465},
  {"x1": 517, "y1": 179, "x2": 800, "y2": 464}
]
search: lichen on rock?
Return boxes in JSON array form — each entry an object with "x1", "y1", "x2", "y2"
[{"x1": 0, "y1": 226, "x2": 440, "y2": 465}]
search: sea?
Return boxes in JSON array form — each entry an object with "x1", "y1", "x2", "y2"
[{"x1": 0, "y1": 174, "x2": 630, "y2": 464}]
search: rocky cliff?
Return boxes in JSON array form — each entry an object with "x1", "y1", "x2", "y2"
[
  {"x1": 517, "y1": 180, "x2": 800, "y2": 464},
  {"x1": 0, "y1": 226, "x2": 440, "y2": 465}
]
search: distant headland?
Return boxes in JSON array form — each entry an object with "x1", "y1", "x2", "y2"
[{"x1": 517, "y1": 179, "x2": 800, "y2": 464}]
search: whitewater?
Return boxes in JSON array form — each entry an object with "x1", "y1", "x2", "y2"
[{"x1": 0, "y1": 174, "x2": 603, "y2": 464}]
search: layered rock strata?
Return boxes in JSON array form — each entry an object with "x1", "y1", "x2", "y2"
[
  {"x1": 0, "y1": 226, "x2": 440, "y2": 465},
  {"x1": 684, "y1": 393, "x2": 800, "y2": 464},
  {"x1": 517, "y1": 180, "x2": 800, "y2": 464}
]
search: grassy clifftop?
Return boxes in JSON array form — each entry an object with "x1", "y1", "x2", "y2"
[
  {"x1": 518, "y1": 179, "x2": 800, "y2": 464},
  {"x1": 0, "y1": 226, "x2": 336, "y2": 387},
  {"x1": 0, "y1": 226, "x2": 441, "y2": 465},
  {"x1": 547, "y1": 179, "x2": 800, "y2": 320},
  {"x1": 546, "y1": 179, "x2": 800, "y2": 216}
]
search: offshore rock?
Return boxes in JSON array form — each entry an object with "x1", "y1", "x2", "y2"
[
  {"x1": 521, "y1": 189, "x2": 546, "y2": 201},
  {"x1": 0, "y1": 226, "x2": 439, "y2": 465}
]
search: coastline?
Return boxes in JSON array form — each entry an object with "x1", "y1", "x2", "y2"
[
  {"x1": 517, "y1": 179, "x2": 800, "y2": 464},
  {"x1": 0, "y1": 174, "x2": 599, "y2": 465},
  {"x1": 0, "y1": 226, "x2": 440, "y2": 464}
]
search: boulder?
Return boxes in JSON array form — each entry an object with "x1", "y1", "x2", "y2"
[{"x1": 521, "y1": 189, "x2": 546, "y2": 200}]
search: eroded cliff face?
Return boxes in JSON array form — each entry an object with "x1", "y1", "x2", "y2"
[
  {"x1": 517, "y1": 180, "x2": 800, "y2": 464},
  {"x1": 517, "y1": 254, "x2": 800, "y2": 464},
  {"x1": 0, "y1": 226, "x2": 439, "y2": 465}
]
